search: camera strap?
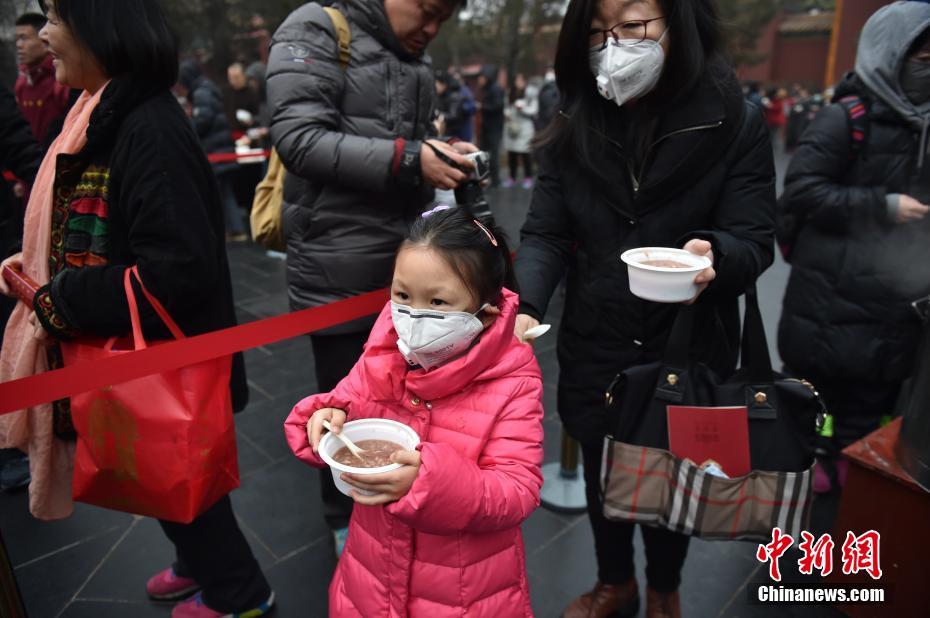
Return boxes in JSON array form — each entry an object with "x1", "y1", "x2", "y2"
[{"x1": 425, "y1": 141, "x2": 466, "y2": 172}]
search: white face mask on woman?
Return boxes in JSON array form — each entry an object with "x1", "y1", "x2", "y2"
[
  {"x1": 391, "y1": 302, "x2": 489, "y2": 370},
  {"x1": 589, "y1": 29, "x2": 668, "y2": 107}
]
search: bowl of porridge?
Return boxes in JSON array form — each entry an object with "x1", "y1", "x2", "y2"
[
  {"x1": 620, "y1": 247, "x2": 712, "y2": 303},
  {"x1": 318, "y1": 418, "x2": 420, "y2": 497}
]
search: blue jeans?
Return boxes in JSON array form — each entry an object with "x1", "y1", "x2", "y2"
[{"x1": 217, "y1": 173, "x2": 246, "y2": 235}]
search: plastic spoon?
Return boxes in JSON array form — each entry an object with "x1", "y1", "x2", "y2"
[
  {"x1": 322, "y1": 419, "x2": 366, "y2": 461},
  {"x1": 523, "y1": 324, "x2": 552, "y2": 341}
]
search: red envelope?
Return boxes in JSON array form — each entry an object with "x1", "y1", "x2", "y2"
[
  {"x1": 1, "y1": 265, "x2": 39, "y2": 305},
  {"x1": 667, "y1": 405, "x2": 751, "y2": 477}
]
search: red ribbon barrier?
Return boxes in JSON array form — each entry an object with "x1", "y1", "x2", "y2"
[
  {"x1": 3, "y1": 152, "x2": 268, "y2": 185},
  {"x1": 206, "y1": 150, "x2": 271, "y2": 164},
  {"x1": 0, "y1": 288, "x2": 389, "y2": 416}
]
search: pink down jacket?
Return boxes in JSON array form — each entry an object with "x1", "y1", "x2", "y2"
[{"x1": 284, "y1": 289, "x2": 544, "y2": 617}]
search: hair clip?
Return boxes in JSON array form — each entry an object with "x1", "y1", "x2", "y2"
[
  {"x1": 473, "y1": 219, "x2": 499, "y2": 247},
  {"x1": 421, "y1": 203, "x2": 454, "y2": 219}
]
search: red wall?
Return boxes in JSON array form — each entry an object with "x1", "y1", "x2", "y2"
[
  {"x1": 774, "y1": 36, "x2": 831, "y2": 90},
  {"x1": 829, "y1": 0, "x2": 891, "y2": 86},
  {"x1": 737, "y1": 13, "x2": 783, "y2": 84}
]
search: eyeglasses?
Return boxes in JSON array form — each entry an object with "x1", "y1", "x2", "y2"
[{"x1": 588, "y1": 16, "x2": 666, "y2": 52}]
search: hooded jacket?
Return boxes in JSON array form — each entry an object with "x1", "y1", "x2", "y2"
[
  {"x1": 515, "y1": 60, "x2": 775, "y2": 445},
  {"x1": 267, "y1": 0, "x2": 436, "y2": 333},
  {"x1": 284, "y1": 290, "x2": 543, "y2": 617},
  {"x1": 778, "y1": 1, "x2": 930, "y2": 384}
]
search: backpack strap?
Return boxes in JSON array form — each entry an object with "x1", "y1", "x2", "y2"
[
  {"x1": 837, "y1": 95, "x2": 869, "y2": 161},
  {"x1": 323, "y1": 6, "x2": 351, "y2": 70}
]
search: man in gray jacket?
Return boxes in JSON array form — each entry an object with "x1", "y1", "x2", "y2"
[{"x1": 267, "y1": 0, "x2": 475, "y2": 554}]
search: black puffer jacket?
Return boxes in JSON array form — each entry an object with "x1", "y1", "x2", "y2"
[
  {"x1": 267, "y1": 0, "x2": 436, "y2": 334},
  {"x1": 437, "y1": 77, "x2": 468, "y2": 138},
  {"x1": 179, "y1": 61, "x2": 237, "y2": 175},
  {"x1": 778, "y1": 74, "x2": 930, "y2": 383},
  {"x1": 515, "y1": 63, "x2": 775, "y2": 445}
]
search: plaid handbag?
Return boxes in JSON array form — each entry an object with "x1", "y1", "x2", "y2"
[{"x1": 601, "y1": 286, "x2": 825, "y2": 541}]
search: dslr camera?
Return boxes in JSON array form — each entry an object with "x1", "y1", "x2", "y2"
[{"x1": 454, "y1": 151, "x2": 492, "y2": 219}]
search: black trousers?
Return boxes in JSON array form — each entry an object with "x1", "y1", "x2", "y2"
[
  {"x1": 0, "y1": 529, "x2": 26, "y2": 618},
  {"x1": 508, "y1": 151, "x2": 534, "y2": 180},
  {"x1": 581, "y1": 442, "x2": 691, "y2": 594},
  {"x1": 310, "y1": 331, "x2": 369, "y2": 530},
  {"x1": 158, "y1": 495, "x2": 270, "y2": 613}
]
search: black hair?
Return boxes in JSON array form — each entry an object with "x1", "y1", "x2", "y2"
[
  {"x1": 402, "y1": 206, "x2": 517, "y2": 308},
  {"x1": 536, "y1": 0, "x2": 725, "y2": 183},
  {"x1": 38, "y1": 0, "x2": 179, "y2": 91},
  {"x1": 15, "y1": 13, "x2": 47, "y2": 31}
]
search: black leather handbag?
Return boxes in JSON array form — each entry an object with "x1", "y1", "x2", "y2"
[
  {"x1": 600, "y1": 287, "x2": 827, "y2": 540},
  {"x1": 605, "y1": 286, "x2": 825, "y2": 473}
]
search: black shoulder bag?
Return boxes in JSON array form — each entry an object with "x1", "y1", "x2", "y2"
[{"x1": 600, "y1": 286, "x2": 826, "y2": 541}]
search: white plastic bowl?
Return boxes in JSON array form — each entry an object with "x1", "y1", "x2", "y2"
[
  {"x1": 620, "y1": 247, "x2": 712, "y2": 303},
  {"x1": 318, "y1": 418, "x2": 420, "y2": 497}
]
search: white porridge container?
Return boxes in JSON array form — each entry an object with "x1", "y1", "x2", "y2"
[
  {"x1": 620, "y1": 247, "x2": 712, "y2": 303},
  {"x1": 318, "y1": 418, "x2": 420, "y2": 497}
]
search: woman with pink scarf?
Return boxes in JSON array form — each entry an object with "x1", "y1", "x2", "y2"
[{"x1": 0, "y1": 1, "x2": 272, "y2": 616}]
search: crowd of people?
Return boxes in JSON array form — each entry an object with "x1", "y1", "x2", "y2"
[
  {"x1": 0, "y1": 0, "x2": 928, "y2": 617},
  {"x1": 743, "y1": 81, "x2": 829, "y2": 152},
  {"x1": 433, "y1": 65, "x2": 560, "y2": 189}
]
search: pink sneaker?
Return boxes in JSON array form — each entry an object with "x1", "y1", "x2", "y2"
[
  {"x1": 521, "y1": 178, "x2": 534, "y2": 189},
  {"x1": 146, "y1": 567, "x2": 200, "y2": 601},
  {"x1": 172, "y1": 591, "x2": 275, "y2": 618},
  {"x1": 812, "y1": 461, "x2": 832, "y2": 494}
]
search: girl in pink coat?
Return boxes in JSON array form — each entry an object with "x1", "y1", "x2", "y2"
[{"x1": 284, "y1": 205, "x2": 545, "y2": 617}]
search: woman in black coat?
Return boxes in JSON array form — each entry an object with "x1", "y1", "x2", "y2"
[
  {"x1": 513, "y1": 0, "x2": 775, "y2": 616},
  {"x1": 0, "y1": 1, "x2": 272, "y2": 616},
  {"x1": 778, "y1": 3, "x2": 930, "y2": 494}
]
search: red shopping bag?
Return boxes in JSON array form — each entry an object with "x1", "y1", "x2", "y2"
[{"x1": 62, "y1": 266, "x2": 239, "y2": 523}]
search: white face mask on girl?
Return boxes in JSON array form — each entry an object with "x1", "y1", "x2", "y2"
[
  {"x1": 390, "y1": 301, "x2": 489, "y2": 370},
  {"x1": 589, "y1": 28, "x2": 668, "y2": 107}
]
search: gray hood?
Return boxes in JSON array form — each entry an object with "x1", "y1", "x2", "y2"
[{"x1": 856, "y1": 1, "x2": 930, "y2": 131}]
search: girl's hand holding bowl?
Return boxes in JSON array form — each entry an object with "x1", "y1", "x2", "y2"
[
  {"x1": 318, "y1": 418, "x2": 421, "y2": 502},
  {"x1": 306, "y1": 407, "x2": 347, "y2": 453},
  {"x1": 341, "y1": 449, "x2": 421, "y2": 506}
]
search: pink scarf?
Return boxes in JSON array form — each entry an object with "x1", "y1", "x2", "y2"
[{"x1": 0, "y1": 86, "x2": 108, "y2": 520}]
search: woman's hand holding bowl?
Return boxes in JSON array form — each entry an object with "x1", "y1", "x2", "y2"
[{"x1": 682, "y1": 239, "x2": 716, "y2": 304}]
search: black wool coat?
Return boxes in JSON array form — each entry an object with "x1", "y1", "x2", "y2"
[
  {"x1": 515, "y1": 64, "x2": 776, "y2": 445},
  {"x1": 34, "y1": 77, "x2": 248, "y2": 410},
  {"x1": 778, "y1": 75, "x2": 930, "y2": 384}
]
